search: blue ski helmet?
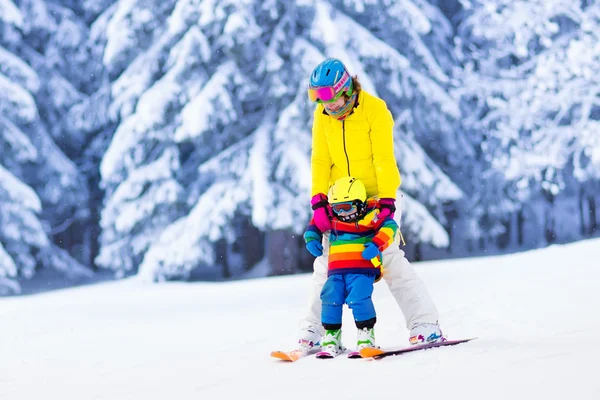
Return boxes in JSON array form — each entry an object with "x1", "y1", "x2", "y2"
[{"x1": 308, "y1": 58, "x2": 353, "y2": 102}]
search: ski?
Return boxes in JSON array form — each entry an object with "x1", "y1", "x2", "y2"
[
  {"x1": 315, "y1": 349, "x2": 345, "y2": 359},
  {"x1": 270, "y1": 349, "x2": 308, "y2": 362},
  {"x1": 359, "y1": 337, "x2": 477, "y2": 359},
  {"x1": 347, "y1": 351, "x2": 362, "y2": 359}
]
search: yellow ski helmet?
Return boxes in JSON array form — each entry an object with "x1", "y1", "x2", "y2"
[
  {"x1": 328, "y1": 176, "x2": 367, "y2": 203},
  {"x1": 328, "y1": 177, "x2": 367, "y2": 222}
]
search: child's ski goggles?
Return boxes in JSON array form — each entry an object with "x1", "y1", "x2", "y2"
[
  {"x1": 331, "y1": 201, "x2": 357, "y2": 215},
  {"x1": 307, "y1": 71, "x2": 351, "y2": 103}
]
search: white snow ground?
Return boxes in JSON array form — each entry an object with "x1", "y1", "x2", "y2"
[{"x1": 1, "y1": 239, "x2": 600, "y2": 400}]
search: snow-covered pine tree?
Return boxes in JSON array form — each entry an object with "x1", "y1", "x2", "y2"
[
  {"x1": 456, "y1": 0, "x2": 600, "y2": 247},
  {"x1": 93, "y1": 0, "x2": 467, "y2": 281},
  {"x1": 1, "y1": 1, "x2": 95, "y2": 292},
  {"x1": 3, "y1": 0, "x2": 597, "y2": 289},
  {"x1": 0, "y1": 165, "x2": 44, "y2": 294}
]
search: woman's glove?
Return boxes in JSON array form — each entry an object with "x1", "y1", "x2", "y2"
[
  {"x1": 362, "y1": 243, "x2": 381, "y2": 261},
  {"x1": 305, "y1": 240, "x2": 324, "y2": 257},
  {"x1": 311, "y1": 193, "x2": 333, "y2": 232},
  {"x1": 376, "y1": 198, "x2": 396, "y2": 221}
]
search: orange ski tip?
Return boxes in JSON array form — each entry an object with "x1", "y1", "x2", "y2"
[
  {"x1": 270, "y1": 350, "x2": 304, "y2": 362},
  {"x1": 359, "y1": 348, "x2": 385, "y2": 358},
  {"x1": 271, "y1": 351, "x2": 292, "y2": 361}
]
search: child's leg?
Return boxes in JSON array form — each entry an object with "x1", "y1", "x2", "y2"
[
  {"x1": 345, "y1": 273, "x2": 377, "y2": 349},
  {"x1": 344, "y1": 273, "x2": 376, "y2": 324},
  {"x1": 320, "y1": 274, "x2": 345, "y2": 330},
  {"x1": 320, "y1": 275, "x2": 346, "y2": 354}
]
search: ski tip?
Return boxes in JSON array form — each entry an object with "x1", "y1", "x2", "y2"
[
  {"x1": 359, "y1": 347, "x2": 385, "y2": 358},
  {"x1": 315, "y1": 351, "x2": 335, "y2": 359},
  {"x1": 445, "y1": 337, "x2": 478, "y2": 344},
  {"x1": 270, "y1": 350, "x2": 304, "y2": 362},
  {"x1": 271, "y1": 350, "x2": 293, "y2": 361}
]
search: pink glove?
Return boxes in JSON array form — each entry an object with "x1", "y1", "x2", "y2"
[
  {"x1": 377, "y1": 198, "x2": 396, "y2": 221},
  {"x1": 311, "y1": 193, "x2": 333, "y2": 232}
]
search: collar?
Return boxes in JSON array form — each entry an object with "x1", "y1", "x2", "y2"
[{"x1": 321, "y1": 92, "x2": 361, "y2": 118}]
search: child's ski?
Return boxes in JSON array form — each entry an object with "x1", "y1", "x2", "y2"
[
  {"x1": 359, "y1": 337, "x2": 477, "y2": 360},
  {"x1": 315, "y1": 349, "x2": 345, "y2": 359},
  {"x1": 270, "y1": 349, "x2": 308, "y2": 362}
]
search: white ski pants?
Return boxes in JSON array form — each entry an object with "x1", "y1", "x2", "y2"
[{"x1": 303, "y1": 231, "x2": 439, "y2": 331}]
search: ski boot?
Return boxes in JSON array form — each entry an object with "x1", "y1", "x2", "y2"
[
  {"x1": 356, "y1": 327, "x2": 377, "y2": 351},
  {"x1": 298, "y1": 321, "x2": 323, "y2": 354},
  {"x1": 316, "y1": 329, "x2": 345, "y2": 358},
  {"x1": 409, "y1": 322, "x2": 444, "y2": 345}
]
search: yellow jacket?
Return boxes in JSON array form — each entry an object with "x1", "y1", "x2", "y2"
[{"x1": 311, "y1": 90, "x2": 401, "y2": 199}]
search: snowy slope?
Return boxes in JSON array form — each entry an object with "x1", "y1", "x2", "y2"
[{"x1": 1, "y1": 239, "x2": 600, "y2": 400}]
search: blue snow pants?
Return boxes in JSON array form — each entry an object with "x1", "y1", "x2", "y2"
[{"x1": 320, "y1": 273, "x2": 376, "y2": 325}]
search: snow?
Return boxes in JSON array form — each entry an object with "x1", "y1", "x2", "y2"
[
  {"x1": 388, "y1": 0, "x2": 432, "y2": 35},
  {"x1": 96, "y1": 146, "x2": 184, "y2": 273},
  {"x1": 197, "y1": 0, "x2": 226, "y2": 26},
  {"x1": 174, "y1": 61, "x2": 239, "y2": 142},
  {"x1": 138, "y1": 180, "x2": 250, "y2": 280},
  {"x1": 400, "y1": 191, "x2": 450, "y2": 247},
  {"x1": 0, "y1": 117, "x2": 38, "y2": 163},
  {"x1": 313, "y1": 2, "x2": 412, "y2": 72},
  {"x1": 395, "y1": 131, "x2": 464, "y2": 202},
  {"x1": 0, "y1": 164, "x2": 42, "y2": 213},
  {"x1": 19, "y1": 0, "x2": 56, "y2": 33},
  {"x1": 0, "y1": 0, "x2": 23, "y2": 27},
  {"x1": 223, "y1": 7, "x2": 259, "y2": 37},
  {"x1": 0, "y1": 47, "x2": 40, "y2": 93},
  {"x1": 249, "y1": 119, "x2": 275, "y2": 229},
  {"x1": 2, "y1": 238, "x2": 600, "y2": 399},
  {"x1": 0, "y1": 240, "x2": 17, "y2": 278},
  {"x1": 166, "y1": 26, "x2": 211, "y2": 70},
  {"x1": 104, "y1": 150, "x2": 182, "y2": 234},
  {"x1": 0, "y1": 73, "x2": 38, "y2": 123},
  {"x1": 103, "y1": 0, "x2": 153, "y2": 67}
]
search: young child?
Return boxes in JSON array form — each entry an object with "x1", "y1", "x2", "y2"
[{"x1": 303, "y1": 176, "x2": 399, "y2": 356}]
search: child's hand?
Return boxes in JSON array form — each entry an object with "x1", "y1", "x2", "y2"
[
  {"x1": 362, "y1": 243, "x2": 381, "y2": 260},
  {"x1": 305, "y1": 240, "x2": 324, "y2": 257}
]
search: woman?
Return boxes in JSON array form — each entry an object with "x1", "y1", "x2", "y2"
[{"x1": 298, "y1": 58, "x2": 444, "y2": 352}]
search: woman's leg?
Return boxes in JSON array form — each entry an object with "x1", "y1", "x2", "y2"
[
  {"x1": 382, "y1": 234, "x2": 440, "y2": 329},
  {"x1": 298, "y1": 233, "x2": 329, "y2": 346}
]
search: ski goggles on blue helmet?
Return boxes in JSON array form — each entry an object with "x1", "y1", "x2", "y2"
[{"x1": 307, "y1": 70, "x2": 353, "y2": 103}]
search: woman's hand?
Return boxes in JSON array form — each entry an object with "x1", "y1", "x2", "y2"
[
  {"x1": 377, "y1": 198, "x2": 396, "y2": 221},
  {"x1": 311, "y1": 193, "x2": 333, "y2": 232}
]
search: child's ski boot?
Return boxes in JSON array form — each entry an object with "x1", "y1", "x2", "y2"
[
  {"x1": 347, "y1": 327, "x2": 377, "y2": 358},
  {"x1": 316, "y1": 329, "x2": 345, "y2": 358},
  {"x1": 357, "y1": 327, "x2": 377, "y2": 350}
]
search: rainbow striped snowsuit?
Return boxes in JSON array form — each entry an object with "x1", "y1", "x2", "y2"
[
  {"x1": 304, "y1": 198, "x2": 398, "y2": 280},
  {"x1": 304, "y1": 199, "x2": 399, "y2": 326}
]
